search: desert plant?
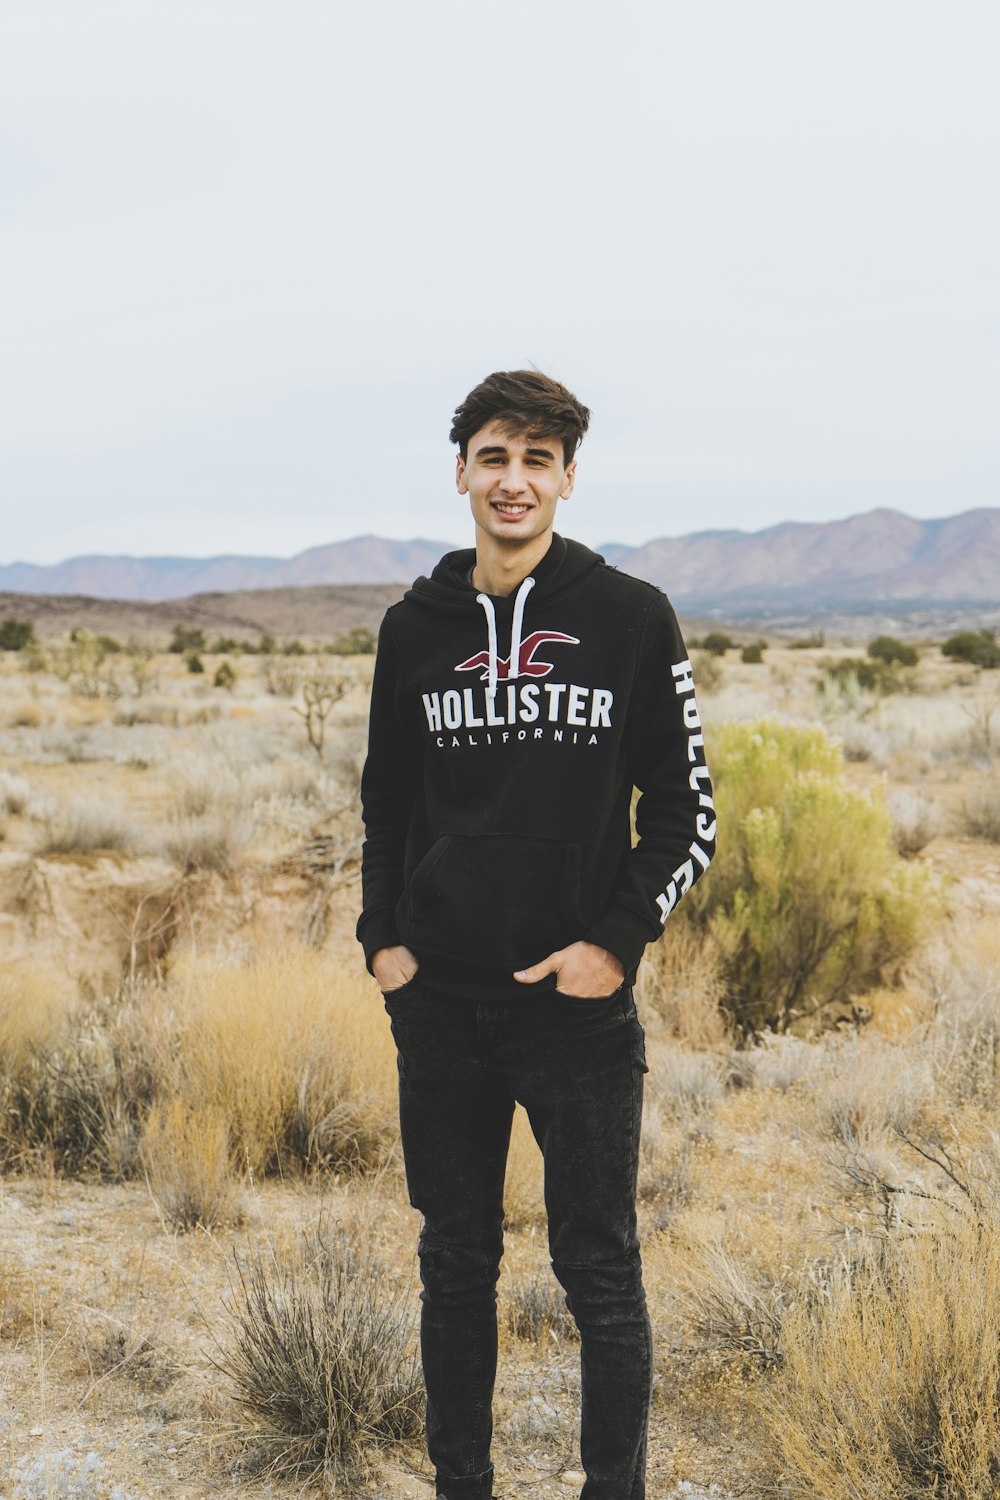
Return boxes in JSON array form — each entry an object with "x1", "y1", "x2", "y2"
[
  {"x1": 942, "y1": 628, "x2": 1000, "y2": 668},
  {"x1": 214, "y1": 659, "x2": 237, "y2": 691},
  {"x1": 185, "y1": 651, "x2": 204, "y2": 674},
  {"x1": 0, "y1": 617, "x2": 35, "y2": 650},
  {"x1": 168, "y1": 624, "x2": 205, "y2": 653},
  {"x1": 216, "y1": 1218, "x2": 423, "y2": 1484},
  {"x1": 681, "y1": 722, "x2": 944, "y2": 1036},
  {"x1": 740, "y1": 640, "x2": 766, "y2": 664},
  {"x1": 867, "y1": 635, "x2": 918, "y2": 667},
  {"x1": 750, "y1": 1189, "x2": 1000, "y2": 1499},
  {"x1": 51, "y1": 629, "x2": 121, "y2": 699},
  {"x1": 33, "y1": 794, "x2": 138, "y2": 856},
  {"x1": 960, "y1": 786, "x2": 1000, "y2": 842},
  {"x1": 501, "y1": 1260, "x2": 578, "y2": 1345},
  {"x1": 292, "y1": 674, "x2": 348, "y2": 758},
  {"x1": 329, "y1": 625, "x2": 377, "y2": 656},
  {"x1": 698, "y1": 631, "x2": 734, "y2": 656},
  {"x1": 141, "y1": 1098, "x2": 241, "y2": 1231}
]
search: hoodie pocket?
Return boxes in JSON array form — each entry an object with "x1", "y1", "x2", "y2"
[{"x1": 404, "y1": 834, "x2": 585, "y2": 969}]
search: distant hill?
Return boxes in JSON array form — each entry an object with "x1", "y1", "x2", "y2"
[
  {"x1": 1, "y1": 509, "x2": 997, "y2": 611},
  {"x1": 0, "y1": 536, "x2": 453, "y2": 600}
]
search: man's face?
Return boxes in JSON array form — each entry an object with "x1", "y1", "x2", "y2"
[{"x1": 456, "y1": 420, "x2": 576, "y2": 549}]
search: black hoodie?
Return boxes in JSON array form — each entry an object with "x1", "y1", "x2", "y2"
[{"x1": 356, "y1": 533, "x2": 715, "y2": 1001}]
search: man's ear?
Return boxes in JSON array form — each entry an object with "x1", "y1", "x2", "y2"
[
  {"x1": 560, "y1": 458, "x2": 577, "y2": 500},
  {"x1": 456, "y1": 453, "x2": 469, "y2": 494}
]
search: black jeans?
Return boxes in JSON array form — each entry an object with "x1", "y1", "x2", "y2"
[{"x1": 382, "y1": 977, "x2": 653, "y2": 1500}]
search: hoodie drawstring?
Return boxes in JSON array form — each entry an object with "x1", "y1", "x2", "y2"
[{"x1": 476, "y1": 575, "x2": 535, "y2": 700}]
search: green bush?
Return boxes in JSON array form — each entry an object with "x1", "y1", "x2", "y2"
[
  {"x1": 0, "y1": 618, "x2": 36, "y2": 651},
  {"x1": 329, "y1": 625, "x2": 377, "y2": 656},
  {"x1": 170, "y1": 625, "x2": 206, "y2": 654},
  {"x1": 790, "y1": 633, "x2": 825, "y2": 649},
  {"x1": 867, "y1": 635, "x2": 917, "y2": 667},
  {"x1": 741, "y1": 641, "x2": 767, "y2": 664},
  {"x1": 256, "y1": 632, "x2": 277, "y2": 655},
  {"x1": 822, "y1": 656, "x2": 900, "y2": 696},
  {"x1": 214, "y1": 661, "x2": 237, "y2": 691},
  {"x1": 698, "y1": 631, "x2": 734, "y2": 657},
  {"x1": 942, "y1": 629, "x2": 1000, "y2": 669},
  {"x1": 680, "y1": 722, "x2": 943, "y2": 1037},
  {"x1": 210, "y1": 636, "x2": 244, "y2": 655},
  {"x1": 283, "y1": 639, "x2": 307, "y2": 656},
  {"x1": 186, "y1": 652, "x2": 205, "y2": 675}
]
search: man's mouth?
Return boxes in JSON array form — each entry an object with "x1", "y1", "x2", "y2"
[{"x1": 491, "y1": 502, "x2": 532, "y2": 516}]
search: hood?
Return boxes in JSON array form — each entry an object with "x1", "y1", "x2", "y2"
[
  {"x1": 404, "y1": 533, "x2": 604, "y2": 613},
  {"x1": 403, "y1": 533, "x2": 606, "y2": 703}
]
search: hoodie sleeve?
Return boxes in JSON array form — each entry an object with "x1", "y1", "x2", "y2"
[
  {"x1": 583, "y1": 593, "x2": 716, "y2": 976},
  {"x1": 355, "y1": 611, "x2": 421, "y2": 973}
]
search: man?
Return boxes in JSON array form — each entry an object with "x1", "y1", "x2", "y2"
[{"x1": 357, "y1": 370, "x2": 715, "y2": 1500}]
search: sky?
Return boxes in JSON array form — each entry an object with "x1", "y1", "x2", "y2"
[{"x1": 1, "y1": 1, "x2": 998, "y2": 565}]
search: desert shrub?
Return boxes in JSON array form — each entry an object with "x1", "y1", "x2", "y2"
[
  {"x1": 256, "y1": 631, "x2": 277, "y2": 654},
  {"x1": 213, "y1": 659, "x2": 237, "y2": 691},
  {"x1": 185, "y1": 651, "x2": 204, "y2": 674},
  {"x1": 0, "y1": 770, "x2": 31, "y2": 816},
  {"x1": 867, "y1": 635, "x2": 918, "y2": 667},
  {"x1": 159, "y1": 809, "x2": 250, "y2": 875},
  {"x1": 329, "y1": 625, "x2": 377, "y2": 656},
  {"x1": 501, "y1": 1258, "x2": 578, "y2": 1345},
  {"x1": 790, "y1": 633, "x2": 824, "y2": 648},
  {"x1": 885, "y1": 787, "x2": 940, "y2": 855},
  {"x1": 651, "y1": 1047, "x2": 726, "y2": 1119},
  {"x1": 635, "y1": 921, "x2": 731, "y2": 1049},
  {"x1": 141, "y1": 1098, "x2": 241, "y2": 1231},
  {"x1": 681, "y1": 722, "x2": 944, "y2": 1036},
  {"x1": 33, "y1": 794, "x2": 139, "y2": 855},
  {"x1": 169, "y1": 625, "x2": 205, "y2": 653},
  {"x1": 210, "y1": 635, "x2": 244, "y2": 654},
  {"x1": 942, "y1": 628, "x2": 1000, "y2": 668},
  {"x1": 217, "y1": 1218, "x2": 423, "y2": 1484},
  {"x1": 0, "y1": 617, "x2": 35, "y2": 651},
  {"x1": 749, "y1": 1193, "x2": 1000, "y2": 1499},
  {"x1": 691, "y1": 650, "x2": 723, "y2": 693},
  {"x1": 697, "y1": 631, "x2": 733, "y2": 656},
  {"x1": 960, "y1": 787, "x2": 1000, "y2": 842},
  {"x1": 159, "y1": 948, "x2": 398, "y2": 1178},
  {"x1": 0, "y1": 983, "x2": 160, "y2": 1177},
  {"x1": 740, "y1": 640, "x2": 766, "y2": 664},
  {"x1": 283, "y1": 638, "x2": 307, "y2": 655},
  {"x1": 821, "y1": 655, "x2": 900, "y2": 696},
  {"x1": 674, "y1": 1242, "x2": 796, "y2": 1371},
  {"x1": 51, "y1": 629, "x2": 121, "y2": 699}
]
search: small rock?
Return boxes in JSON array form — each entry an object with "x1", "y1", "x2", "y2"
[
  {"x1": 559, "y1": 1471, "x2": 585, "y2": 1486},
  {"x1": 29, "y1": 1425, "x2": 43, "y2": 1436}
]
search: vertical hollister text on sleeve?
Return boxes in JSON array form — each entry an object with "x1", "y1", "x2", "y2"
[{"x1": 583, "y1": 591, "x2": 716, "y2": 976}]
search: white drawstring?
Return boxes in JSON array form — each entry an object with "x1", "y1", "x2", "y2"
[
  {"x1": 509, "y1": 575, "x2": 535, "y2": 688},
  {"x1": 475, "y1": 575, "x2": 535, "y2": 700},
  {"x1": 475, "y1": 592, "x2": 499, "y2": 699}
]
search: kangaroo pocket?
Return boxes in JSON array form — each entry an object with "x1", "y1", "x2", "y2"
[{"x1": 402, "y1": 834, "x2": 585, "y2": 969}]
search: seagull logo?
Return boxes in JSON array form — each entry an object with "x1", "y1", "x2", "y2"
[{"x1": 455, "y1": 630, "x2": 581, "y2": 682}]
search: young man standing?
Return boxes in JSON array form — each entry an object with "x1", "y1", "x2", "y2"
[{"x1": 357, "y1": 370, "x2": 715, "y2": 1500}]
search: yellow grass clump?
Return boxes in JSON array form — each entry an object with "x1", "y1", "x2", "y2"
[
  {"x1": 750, "y1": 1200, "x2": 1000, "y2": 1498},
  {"x1": 162, "y1": 946, "x2": 399, "y2": 1178}
]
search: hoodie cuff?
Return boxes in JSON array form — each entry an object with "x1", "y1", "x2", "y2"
[
  {"x1": 356, "y1": 908, "x2": 403, "y2": 976},
  {"x1": 584, "y1": 904, "x2": 659, "y2": 980}
]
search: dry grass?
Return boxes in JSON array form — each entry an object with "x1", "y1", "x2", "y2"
[
  {"x1": 749, "y1": 1193, "x2": 1000, "y2": 1498},
  {"x1": 502, "y1": 1106, "x2": 545, "y2": 1229},
  {"x1": 215, "y1": 1215, "x2": 424, "y2": 1486},
  {"x1": 159, "y1": 947, "x2": 399, "y2": 1178},
  {"x1": 960, "y1": 784, "x2": 1000, "y2": 841},
  {"x1": 32, "y1": 792, "x2": 140, "y2": 855},
  {"x1": 140, "y1": 1098, "x2": 243, "y2": 1231}
]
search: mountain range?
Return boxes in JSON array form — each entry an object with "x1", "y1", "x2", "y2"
[{"x1": 1, "y1": 509, "x2": 997, "y2": 611}]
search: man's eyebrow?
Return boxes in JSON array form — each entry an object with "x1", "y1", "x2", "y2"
[{"x1": 472, "y1": 444, "x2": 558, "y2": 459}]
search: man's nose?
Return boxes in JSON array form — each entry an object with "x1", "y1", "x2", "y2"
[{"x1": 500, "y1": 462, "x2": 528, "y2": 495}]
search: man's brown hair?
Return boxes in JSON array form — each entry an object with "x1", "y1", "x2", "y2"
[{"x1": 450, "y1": 370, "x2": 591, "y2": 465}]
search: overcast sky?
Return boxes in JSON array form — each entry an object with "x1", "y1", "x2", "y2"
[{"x1": 2, "y1": 1, "x2": 998, "y2": 565}]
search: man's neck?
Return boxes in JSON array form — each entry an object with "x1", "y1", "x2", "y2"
[{"x1": 471, "y1": 531, "x2": 554, "y2": 597}]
